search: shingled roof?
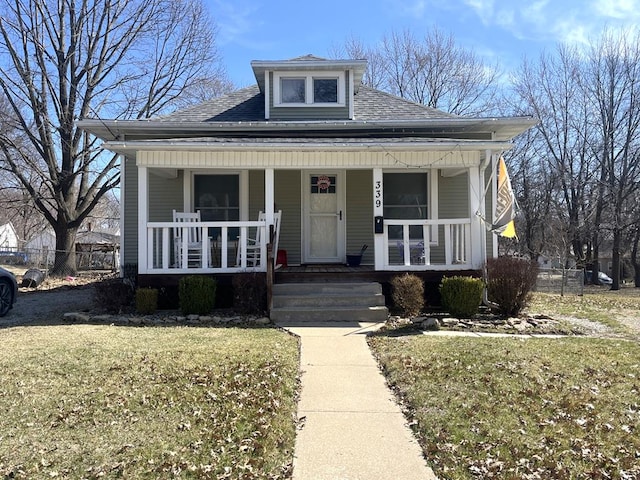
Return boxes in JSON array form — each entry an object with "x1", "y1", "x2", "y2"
[{"x1": 156, "y1": 85, "x2": 456, "y2": 124}]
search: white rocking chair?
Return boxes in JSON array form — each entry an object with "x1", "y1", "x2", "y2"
[
  {"x1": 236, "y1": 210, "x2": 282, "y2": 268},
  {"x1": 173, "y1": 210, "x2": 210, "y2": 268}
]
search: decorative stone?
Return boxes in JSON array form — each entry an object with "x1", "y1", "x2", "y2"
[
  {"x1": 254, "y1": 317, "x2": 271, "y2": 325},
  {"x1": 63, "y1": 312, "x2": 90, "y2": 322},
  {"x1": 421, "y1": 317, "x2": 440, "y2": 330}
]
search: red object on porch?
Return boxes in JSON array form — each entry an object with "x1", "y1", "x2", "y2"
[{"x1": 276, "y1": 249, "x2": 288, "y2": 268}]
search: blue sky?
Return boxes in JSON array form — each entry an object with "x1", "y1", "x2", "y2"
[{"x1": 208, "y1": 0, "x2": 640, "y2": 87}]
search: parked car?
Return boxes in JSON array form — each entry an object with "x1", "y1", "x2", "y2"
[
  {"x1": 585, "y1": 270, "x2": 613, "y2": 285},
  {"x1": 0, "y1": 266, "x2": 18, "y2": 316}
]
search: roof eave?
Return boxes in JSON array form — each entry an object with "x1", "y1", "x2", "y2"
[
  {"x1": 103, "y1": 139, "x2": 517, "y2": 155},
  {"x1": 77, "y1": 116, "x2": 538, "y2": 142}
]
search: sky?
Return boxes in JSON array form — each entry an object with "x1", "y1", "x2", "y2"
[{"x1": 207, "y1": 0, "x2": 640, "y2": 88}]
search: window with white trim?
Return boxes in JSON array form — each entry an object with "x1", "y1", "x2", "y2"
[
  {"x1": 384, "y1": 172, "x2": 429, "y2": 240},
  {"x1": 274, "y1": 71, "x2": 345, "y2": 106},
  {"x1": 194, "y1": 174, "x2": 240, "y2": 239}
]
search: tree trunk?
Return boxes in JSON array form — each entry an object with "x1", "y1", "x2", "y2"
[
  {"x1": 632, "y1": 229, "x2": 640, "y2": 287},
  {"x1": 51, "y1": 224, "x2": 79, "y2": 277},
  {"x1": 611, "y1": 229, "x2": 621, "y2": 290}
]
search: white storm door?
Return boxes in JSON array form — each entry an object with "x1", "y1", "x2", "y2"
[{"x1": 303, "y1": 172, "x2": 346, "y2": 263}]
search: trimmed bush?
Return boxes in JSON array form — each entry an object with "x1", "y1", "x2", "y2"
[
  {"x1": 93, "y1": 278, "x2": 134, "y2": 313},
  {"x1": 135, "y1": 287, "x2": 158, "y2": 315},
  {"x1": 439, "y1": 276, "x2": 483, "y2": 318},
  {"x1": 178, "y1": 275, "x2": 217, "y2": 315},
  {"x1": 232, "y1": 273, "x2": 267, "y2": 314},
  {"x1": 486, "y1": 256, "x2": 539, "y2": 316},
  {"x1": 391, "y1": 273, "x2": 424, "y2": 317}
]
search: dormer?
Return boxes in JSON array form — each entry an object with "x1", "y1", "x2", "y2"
[{"x1": 251, "y1": 55, "x2": 367, "y2": 121}]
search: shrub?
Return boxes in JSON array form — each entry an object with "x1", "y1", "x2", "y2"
[
  {"x1": 232, "y1": 273, "x2": 267, "y2": 314},
  {"x1": 390, "y1": 273, "x2": 424, "y2": 317},
  {"x1": 486, "y1": 256, "x2": 539, "y2": 316},
  {"x1": 93, "y1": 278, "x2": 134, "y2": 313},
  {"x1": 135, "y1": 287, "x2": 158, "y2": 315},
  {"x1": 439, "y1": 276, "x2": 484, "y2": 318},
  {"x1": 178, "y1": 275, "x2": 217, "y2": 315}
]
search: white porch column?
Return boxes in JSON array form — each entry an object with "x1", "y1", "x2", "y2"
[
  {"x1": 137, "y1": 165, "x2": 149, "y2": 273},
  {"x1": 469, "y1": 165, "x2": 483, "y2": 269},
  {"x1": 264, "y1": 168, "x2": 275, "y2": 224},
  {"x1": 373, "y1": 168, "x2": 384, "y2": 270}
]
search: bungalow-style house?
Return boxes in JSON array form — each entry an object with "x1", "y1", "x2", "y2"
[{"x1": 78, "y1": 55, "x2": 536, "y2": 312}]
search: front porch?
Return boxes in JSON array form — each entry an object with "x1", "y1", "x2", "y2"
[{"x1": 139, "y1": 218, "x2": 475, "y2": 274}]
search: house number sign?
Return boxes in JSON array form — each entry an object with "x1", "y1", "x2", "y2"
[{"x1": 374, "y1": 180, "x2": 382, "y2": 208}]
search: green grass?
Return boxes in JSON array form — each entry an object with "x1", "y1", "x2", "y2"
[
  {"x1": 0, "y1": 325, "x2": 299, "y2": 479},
  {"x1": 369, "y1": 335, "x2": 640, "y2": 479}
]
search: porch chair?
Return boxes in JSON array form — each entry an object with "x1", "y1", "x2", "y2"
[
  {"x1": 236, "y1": 210, "x2": 282, "y2": 268},
  {"x1": 173, "y1": 210, "x2": 210, "y2": 268},
  {"x1": 396, "y1": 240, "x2": 425, "y2": 265}
]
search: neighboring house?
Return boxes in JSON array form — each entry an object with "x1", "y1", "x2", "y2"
[
  {"x1": 78, "y1": 55, "x2": 536, "y2": 286},
  {"x1": 0, "y1": 222, "x2": 18, "y2": 250}
]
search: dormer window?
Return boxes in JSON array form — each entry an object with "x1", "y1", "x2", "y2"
[
  {"x1": 274, "y1": 71, "x2": 345, "y2": 106},
  {"x1": 281, "y1": 78, "x2": 306, "y2": 103}
]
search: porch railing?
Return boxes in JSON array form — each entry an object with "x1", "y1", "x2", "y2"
[
  {"x1": 143, "y1": 220, "x2": 268, "y2": 274},
  {"x1": 140, "y1": 218, "x2": 473, "y2": 274},
  {"x1": 383, "y1": 218, "x2": 472, "y2": 270}
]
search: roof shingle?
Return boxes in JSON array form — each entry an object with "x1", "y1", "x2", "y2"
[{"x1": 156, "y1": 85, "x2": 456, "y2": 123}]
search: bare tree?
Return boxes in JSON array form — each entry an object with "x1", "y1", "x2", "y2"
[
  {"x1": 512, "y1": 45, "x2": 598, "y2": 269},
  {"x1": 0, "y1": 0, "x2": 229, "y2": 275},
  {"x1": 581, "y1": 29, "x2": 640, "y2": 290},
  {"x1": 330, "y1": 35, "x2": 387, "y2": 89},
  {"x1": 379, "y1": 28, "x2": 500, "y2": 116}
]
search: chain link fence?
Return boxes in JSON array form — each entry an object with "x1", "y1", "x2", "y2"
[
  {"x1": 0, "y1": 246, "x2": 120, "y2": 275},
  {"x1": 535, "y1": 268, "x2": 584, "y2": 295}
]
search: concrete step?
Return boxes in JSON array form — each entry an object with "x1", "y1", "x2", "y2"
[
  {"x1": 270, "y1": 305, "x2": 389, "y2": 323},
  {"x1": 272, "y1": 293, "x2": 386, "y2": 308},
  {"x1": 273, "y1": 282, "x2": 382, "y2": 296},
  {"x1": 270, "y1": 282, "x2": 388, "y2": 322}
]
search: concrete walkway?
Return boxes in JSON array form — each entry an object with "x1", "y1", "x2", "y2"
[{"x1": 276, "y1": 321, "x2": 437, "y2": 480}]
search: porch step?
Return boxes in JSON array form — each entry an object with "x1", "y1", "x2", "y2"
[{"x1": 270, "y1": 282, "x2": 389, "y2": 322}]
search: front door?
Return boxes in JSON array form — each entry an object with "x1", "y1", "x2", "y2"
[{"x1": 303, "y1": 171, "x2": 345, "y2": 263}]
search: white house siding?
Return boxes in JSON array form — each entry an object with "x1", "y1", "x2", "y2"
[{"x1": 346, "y1": 170, "x2": 374, "y2": 264}]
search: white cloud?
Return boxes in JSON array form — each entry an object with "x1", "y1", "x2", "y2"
[
  {"x1": 593, "y1": 0, "x2": 640, "y2": 19},
  {"x1": 464, "y1": 0, "x2": 496, "y2": 25},
  {"x1": 210, "y1": 0, "x2": 260, "y2": 46}
]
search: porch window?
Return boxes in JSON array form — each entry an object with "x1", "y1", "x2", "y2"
[
  {"x1": 383, "y1": 172, "x2": 428, "y2": 239},
  {"x1": 194, "y1": 174, "x2": 239, "y2": 238}
]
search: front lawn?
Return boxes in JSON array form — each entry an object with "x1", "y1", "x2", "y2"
[
  {"x1": 369, "y1": 335, "x2": 640, "y2": 479},
  {"x1": 0, "y1": 325, "x2": 299, "y2": 479}
]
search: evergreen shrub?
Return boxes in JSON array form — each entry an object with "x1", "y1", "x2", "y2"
[
  {"x1": 439, "y1": 276, "x2": 483, "y2": 318},
  {"x1": 135, "y1": 287, "x2": 158, "y2": 315},
  {"x1": 179, "y1": 275, "x2": 216, "y2": 315}
]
